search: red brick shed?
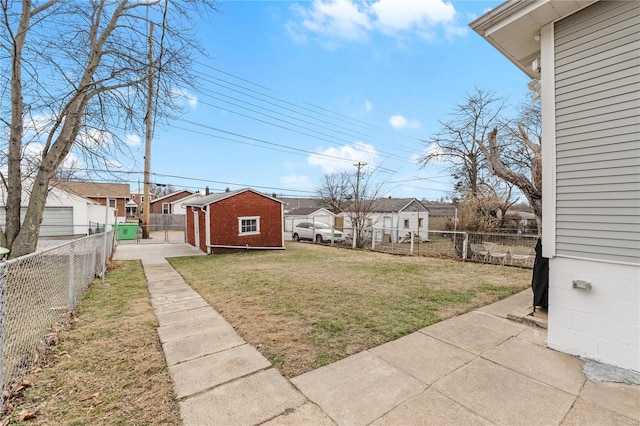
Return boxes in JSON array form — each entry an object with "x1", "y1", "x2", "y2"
[{"x1": 184, "y1": 188, "x2": 284, "y2": 254}]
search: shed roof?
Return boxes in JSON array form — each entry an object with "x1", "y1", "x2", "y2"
[
  {"x1": 184, "y1": 188, "x2": 283, "y2": 208},
  {"x1": 470, "y1": 0, "x2": 596, "y2": 78}
]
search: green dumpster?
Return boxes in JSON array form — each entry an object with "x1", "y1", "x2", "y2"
[{"x1": 112, "y1": 223, "x2": 138, "y2": 240}]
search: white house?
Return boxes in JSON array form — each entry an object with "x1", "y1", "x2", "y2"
[
  {"x1": 471, "y1": 0, "x2": 639, "y2": 372},
  {"x1": 340, "y1": 198, "x2": 429, "y2": 243}
]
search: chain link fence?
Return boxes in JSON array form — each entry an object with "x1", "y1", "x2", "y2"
[
  {"x1": 0, "y1": 229, "x2": 115, "y2": 406},
  {"x1": 319, "y1": 227, "x2": 537, "y2": 267}
]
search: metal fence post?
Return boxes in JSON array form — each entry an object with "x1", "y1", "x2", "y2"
[
  {"x1": 462, "y1": 232, "x2": 469, "y2": 260},
  {"x1": 410, "y1": 231, "x2": 415, "y2": 256},
  {"x1": 0, "y1": 262, "x2": 7, "y2": 407},
  {"x1": 68, "y1": 248, "x2": 75, "y2": 311}
]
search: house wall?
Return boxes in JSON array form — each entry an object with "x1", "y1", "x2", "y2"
[
  {"x1": 548, "y1": 258, "x2": 639, "y2": 371},
  {"x1": 92, "y1": 197, "x2": 126, "y2": 222},
  {"x1": 185, "y1": 207, "x2": 207, "y2": 252},
  {"x1": 150, "y1": 191, "x2": 193, "y2": 214},
  {"x1": 208, "y1": 191, "x2": 283, "y2": 250},
  {"x1": 542, "y1": 0, "x2": 640, "y2": 372},
  {"x1": 553, "y1": 0, "x2": 640, "y2": 264}
]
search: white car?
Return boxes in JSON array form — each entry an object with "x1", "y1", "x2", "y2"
[{"x1": 292, "y1": 222, "x2": 344, "y2": 243}]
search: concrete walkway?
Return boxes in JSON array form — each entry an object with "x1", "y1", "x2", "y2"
[{"x1": 113, "y1": 243, "x2": 640, "y2": 426}]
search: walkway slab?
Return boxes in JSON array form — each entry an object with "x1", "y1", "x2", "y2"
[
  {"x1": 370, "y1": 332, "x2": 475, "y2": 384},
  {"x1": 432, "y1": 358, "x2": 576, "y2": 425},
  {"x1": 169, "y1": 343, "x2": 271, "y2": 398},
  {"x1": 562, "y1": 397, "x2": 639, "y2": 425},
  {"x1": 153, "y1": 297, "x2": 209, "y2": 315},
  {"x1": 371, "y1": 388, "x2": 492, "y2": 426},
  {"x1": 179, "y1": 369, "x2": 306, "y2": 426},
  {"x1": 421, "y1": 311, "x2": 524, "y2": 355},
  {"x1": 578, "y1": 381, "x2": 640, "y2": 421},
  {"x1": 292, "y1": 351, "x2": 426, "y2": 426},
  {"x1": 483, "y1": 336, "x2": 586, "y2": 395},
  {"x1": 163, "y1": 326, "x2": 245, "y2": 365},
  {"x1": 155, "y1": 305, "x2": 220, "y2": 326},
  {"x1": 263, "y1": 402, "x2": 337, "y2": 426},
  {"x1": 156, "y1": 313, "x2": 230, "y2": 343}
]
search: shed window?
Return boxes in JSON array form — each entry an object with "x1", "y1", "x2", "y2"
[
  {"x1": 109, "y1": 199, "x2": 116, "y2": 208},
  {"x1": 239, "y1": 216, "x2": 260, "y2": 236},
  {"x1": 418, "y1": 218, "x2": 423, "y2": 228},
  {"x1": 162, "y1": 203, "x2": 170, "y2": 214},
  {"x1": 404, "y1": 219, "x2": 409, "y2": 228}
]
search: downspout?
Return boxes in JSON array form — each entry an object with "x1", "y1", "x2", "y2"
[
  {"x1": 281, "y1": 203, "x2": 285, "y2": 248},
  {"x1": 203, "y1": 206, "x2": 211, "y2": 254}
]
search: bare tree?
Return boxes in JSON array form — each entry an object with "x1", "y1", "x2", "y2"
[
  {"x1": 316, "y1": 172, "x2": 350, "y2": 214},
  {"x1": 479, "y1": 98, "x2": 542, "y2": 230},
  {"x1": 419, "y1": 87, "x2": 506, "y2": 198},
  {"x1": 317, "y1": 169, "x2": 384, "y2": 248},
  {"x1": 1, "y1": 0, "x2": 216, "y2": 257}
]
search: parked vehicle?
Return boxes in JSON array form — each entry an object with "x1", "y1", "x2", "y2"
[{"x1": 292, "y1": 222, "x2": 344, "y2": 243}]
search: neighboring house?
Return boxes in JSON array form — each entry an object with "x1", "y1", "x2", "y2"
[
  {"x1": 174, "y1": 193, "x2": 204, "y2": 215},
  {"x1": 340, "y1": 198, "x2": 429, "y2": 243},
  {"x1": 283, "y1": 207, "x2": 337, "y2": 232},
  {"x1": 0, "y1": 180, "x2": 115, "y2": 237},
  {"x1": 280, "y1": 197, "x2": 327, "y2": 213},
  {"x1": 422, "y1": 201, "x2": 456, "y2": 230},
  {"x1": 184, "y1": 188, "x2": 284, "y2": 254},
  {"x1": 55, "y1": 181, "x2": 131, "y2": 222},
  {"x1": 472, "y1": 0, "x2": 639, "y2": 372},
  {"x1": 130, "y1": 188, "x2": 156, "y2": 216},
  {"x1": 149, "y1": 190, "x2": 194, "y2": 214}
]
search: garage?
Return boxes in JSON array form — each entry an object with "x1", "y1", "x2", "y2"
[{"x1": 0, "y1": 207, "x2": 74, "y2": 237}]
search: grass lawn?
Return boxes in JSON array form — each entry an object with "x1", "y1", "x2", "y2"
[
  {"x1": 7, "y1": 261, "x2": 180, "y2": 425},
  {"x1": 169, "y1": 242, "x2": 532, "y2": 378}
]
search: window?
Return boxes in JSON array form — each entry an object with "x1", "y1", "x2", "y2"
[
  {"x1": 418, "y1": 218, "x2": 423, "y2": 228},
  {"x1": 141, "y1": 196, "x2": 144, "y2": 202},
  {"x1": 239, "y1": 216, "x2": 260, "y2": 235},
  {"x1": 109, "y1": 199, "x2": 116, "y2": 208},
  {"x1": 404, "y1": 219, "x2": 409, "y2": 228},
  {"x1": 162, "y1": 203, "x2": 170, "y2": 214}
]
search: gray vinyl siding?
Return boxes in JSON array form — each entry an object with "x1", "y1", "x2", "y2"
[{"x1": 554, "y1": 0, "x2": 640, "y2": 264}]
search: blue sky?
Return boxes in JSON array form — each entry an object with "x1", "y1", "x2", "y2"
[{"x1": 127, "y1": 0, "x2": 530, "y2": 200}]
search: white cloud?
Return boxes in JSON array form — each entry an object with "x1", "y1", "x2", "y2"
[
  {"x1": 172, "y1": 87, "x2": 198, "y2": 109},
  {"x1": 389, "y1": 115, "x2": 408, "y2": 128},
  {"x1": 371, "y1": 0, "x2": 456, "y2": 32},
  {"x1": 308, "y1": 141, "x2": 378, "y2": 174},
  {"x1": 299, "y1": 0, "x2": 372, "y2": 42},
  {"x1": 126, "y1": 134, "x2": 142, "y2": 146},
  {"x1": 412, "y1": 141, "x2": 446, "y2": 163},
  {"x1": 365, "y1": 100, "x2": 372, "y2": 112},
  {"x1": 389, "y1": 114, "x2": 421, "y2": 129},
  {"x1": 280, "y1": 174, "x2": 311, "y2": 187},
  {"x1": 287, "y1": 0, "x2": 465, "y2": 45}
]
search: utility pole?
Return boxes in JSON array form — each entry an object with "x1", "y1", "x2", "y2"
[
  {"x1": 142, "y1": 22, "x2": 154, "y2": 239},
  {"x1": 353, "y1": 162, "x2": 366, "y2": 249}
]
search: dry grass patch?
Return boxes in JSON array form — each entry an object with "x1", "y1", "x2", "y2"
[
  {"x1": 7, "y1": 261, "x2": 179, "y2": 426},
  {"x1": 169, "y1": 242, "x2": 531, "y2": 378}
]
